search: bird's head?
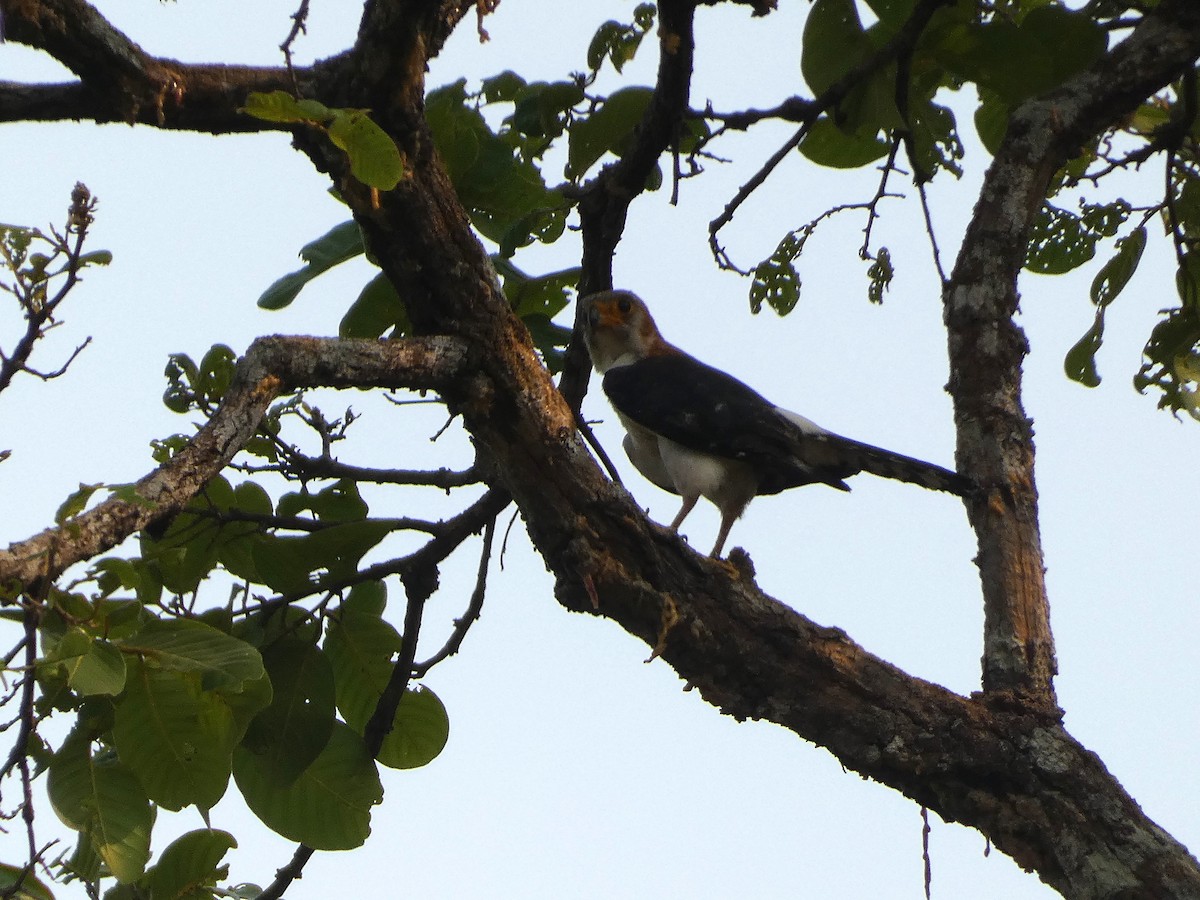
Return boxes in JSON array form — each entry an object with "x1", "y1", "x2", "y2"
[{"x1": 579, "y1": 290, "x2": 667, "y2": 373}]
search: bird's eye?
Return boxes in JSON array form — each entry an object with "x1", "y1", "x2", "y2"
[{"x1": 617, "y1": 296, "x2": 633, "y2": 314}]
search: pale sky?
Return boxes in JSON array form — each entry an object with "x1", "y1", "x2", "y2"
[{"x1": 1, "y1": 2, "x2": 1196, "y2": 898}]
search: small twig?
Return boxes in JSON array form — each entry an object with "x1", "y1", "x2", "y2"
[
  {"x1": 235, "y1": 448, "x2": 481, "y2": 489},
  {"x1": 279, "y1": 0, "x2": 311, "y2": 92},
  {"x1": 413, "y1": 517, "x2": 496, "y2": 676},
  {"x1": 921, "y1": 805, "x2": 933, "y2": 900},
  {"x1": 917, "y1": 179, "x2": 948, "y2": 285},
  {"x1": 860, "y1": 137, "x2": 904, "y2": 259},
  {"x1": 475, "y1": 0, "x2": 500, "y2": 42},
  {"x1": 0, "y1": 184, "x2": 98, "y2": 397},
  {"x1": 576, "y1": 415, "x2": 623, "y2": 487}
]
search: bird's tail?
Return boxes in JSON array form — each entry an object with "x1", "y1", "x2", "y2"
[{"x1": 833, "y1": 435, "x2": 972, "y2": 496}]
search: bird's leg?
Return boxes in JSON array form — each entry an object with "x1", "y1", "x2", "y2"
[
  {"x1": 669, "y1": 495, "x2": 699, "y2": 532},
  {"x1": 709, "y1": 513, "x2": 737, "y2": 558}
]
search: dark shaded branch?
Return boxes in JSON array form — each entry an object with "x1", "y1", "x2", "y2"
[
  {"x1": 187, "y1": 507, "x2": 444, "y2": 535},
  {"x1": 235, "y1": 450, "x2": 481, "y2": 488},
  {"x1": 258, "y1": 845, "x2": 315, "y2": 900},
  {"x1": 413, "y1": 515, "x2": 495, "y2": 676},
  {"x1": 0, "y1": 0, "x2": 325, "y2": 131},
  {"x1": 560, "y1": 0, "x2": 698, "y2": 412}
]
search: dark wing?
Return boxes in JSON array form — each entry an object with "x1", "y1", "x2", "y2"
[
  {"x1": 601, "y1": 354, "x2": 859, "y2": 493},
  {"x1": 603, "y1": 354, "x2": 971, "y2": 497}
]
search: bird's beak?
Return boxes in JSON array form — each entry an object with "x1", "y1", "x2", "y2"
[{"x1": 585, "y1": 298, "x2": 626, "y2": 331}]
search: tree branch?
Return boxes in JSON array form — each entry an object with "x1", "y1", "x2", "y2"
[
  {"x1": 560, "y1": 0, "x2": 699, "y2": 411},
  {"x1": 945, "y1": 0, "x2": 1200, "y2": 702},
  {"x1": 0, "y1": 335, "x2": 472, "y2": 593},
  {"x1": 0, "y1": 0, "x2": 324, "y2": 131}
]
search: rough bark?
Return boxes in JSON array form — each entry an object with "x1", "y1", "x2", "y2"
[
  {"x1": 947, "y1": 0, "x2": 1200, "y2": 702},
  {"x1": 1, "y1": 0, "x2": 1198, "y2": 896}
]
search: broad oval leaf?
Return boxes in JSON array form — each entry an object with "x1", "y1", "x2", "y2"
[
  {"x1": 566, "y1": 87, "x2": 653, "y2": 178},
  {"x1": 798, "y1": 117, "x2": 889, "y2": 169},
  {"x1": 47, "y1": 628, "x2": 126, "y2": 696},
  {"x1": 323, "y1": 610, "x2": 403, "y2": 731},
  {"x1": 327, "y1": 109, "x2": 404, "y2": 191},
  {"x1": 112, "y1": 660, "x2": 236, "y2": 811},
  {"x1": 1091, "y1": 226, "x2": 1147, "y2": 308},
  {"x1": 376, "y1": 686, "x2": 450, "y2": 770},
  {"x1": 233, "y1": 721, "x2": 382, "y2": 850},
  {"x1": 47, "y1": 728, "x2": 152, "y2": 884},
  {"x1": 142, "y1": 828, "x2": 237, "y2": 900},
  {"x1": 116, "y1": 618, "x2": 263, "y2": 691},
  {"x1": 257, "y1": 219, "x2": 365, "y2": 310},
  {"x1": 243, "y1": 640, "x2": 337, "y2": 785},
  {"x1": 241, "y1": 90, "x2": 332, "y2": 125},
  {"x1": 340, "y1": 271, "x2": 410, "y2": 339}
]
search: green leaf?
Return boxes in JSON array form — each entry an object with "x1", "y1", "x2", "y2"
[
  {"x1": 78, "y1": 249, "x2": 113, "y2": 266},
  {"x1": 56, "y1": 483, "x2": 103, "y2": 524},
  {"x1": 142, "y1": 829, "x2": 236, "y2": 900},
  {"x1": 798, "y1": 117, "x2": 889, "y2": 169},
  {"x1": 481, "y1": 70, "x2": 527, "y2": 104},
  {"x1": 1092, "y1": 227, "x2": 1146, "y2": 308},
  {"x1": 802, "y1": 0, "x2": 873, "y2": 96},
  {"x1": 48, "y1": 728, "x2": 152, "y2": 884},
  {"x1": 243, "y1": 640, "x2": 337, "y2": 785},
  {"x1": 1025, "y1": 201, "x2": 1128, "y2": 275},
  {"x1": 1065, "y1": 315, "x2": 1104, "y2": 388},
  {"x1": 340, "y1": 271, "x2": 411, "y2": 339},
  {"x1": 427, "y1": 81, "x2": 564, "y2": 248},
  {"x1": 111, "y1": 660, "x2": 236, "y2": 811},
  {"x1": 220, "y1": 670, "x2": 274, "y2": 746},
  {"x1": 749, "y1": 230, "x2": 807, "y2": 315},
  {"x1": 250, "y1": 520, "x2": 391, "y2": 594},
  {"x1": 232, "y1": 480, "x2": 274, "y2": 517},
  {"x1": 973, "y1": 90, "x2": 1009, "y2": 156},
  {"x1": 46, "y1": 628, "x2": 127, "y2": 696},
  {"x1": 257, "y1": 220, "x2": 365, "y2": 310},
  {"x1": 324, "y1": 610, "x2": 403, "y2": 731},
  {"x1": 327, "y1": 109, "x2": 405, "y2": 191},
  {"x1": 0, "y1": 862, "x2": 55, "y2": 900},
  {"x1": 115, "y1": 619, "x2": 264, "y2": 692},
  {"x1": 566, "y1": 87, "x2": 653, "y2": 178},
  {"x1": 233, "y1": 721, "x2": 382, "y2": 850},
  {"x1": 933, "y1": 7, "x2": 1107, "y2": 106},
  {"x1": 866, "y1": 248, "x2": 893, "y2": 305},
  {"x1": 586, "y1": 6, "x2": 655, "y2": 74},
  {"x1": 508, "y1": 80, "x2": 584, "y2": 140},
  {"x1": 344, "y1": 580, "x2": 388, "y2": 617},
  {"x1": 375, "y1": 686, "x2": 449, "y2": 770},
  {"x1": 241, "y1": 91, "x2": 333, "y2": 125},
  {"x1": 1135, "y1": 302, "x2": 1200, "y2": 415}
]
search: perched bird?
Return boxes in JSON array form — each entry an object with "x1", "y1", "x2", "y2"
[{"x1": 580, "y1": 289, "x2": 970, "y2": 557}]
